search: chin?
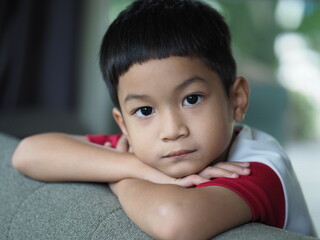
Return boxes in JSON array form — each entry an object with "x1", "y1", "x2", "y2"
[{"x1": 162, "y1": 164, "x2": 202, "y2": 178}]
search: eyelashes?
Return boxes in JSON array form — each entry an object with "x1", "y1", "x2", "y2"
[
  {"x1": 134, "y1": 106, "x2": 155, "y2": 118},
  {"x1": 132, "y1": 94, "x2": 204, "y2": 119},
  {"x1": 183, "y1": 94, "x2": 203, "y2": 106}
]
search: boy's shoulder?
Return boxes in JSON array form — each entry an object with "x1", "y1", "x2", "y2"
[
  {"x1": 229, "y1": 125, "x2": 290, "y2": 167},
  {"x1": 228, "y1": 125, "x2": 294, "y2": 184},
  {"x1": 227, "y1": 125, "x2": 314, "y2": 235}
]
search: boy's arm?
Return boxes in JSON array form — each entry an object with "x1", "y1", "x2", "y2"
[
  {"x1": 11, "y1": 133, "x2": 174, "y2": 183},
  {"x1": 12, "y1": 133, "x2": 249, "y2": 185},
  {"x1": 113, "y1": 179, "x2": 251, "y2": 240}
]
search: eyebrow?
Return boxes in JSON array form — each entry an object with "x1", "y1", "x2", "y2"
[
  {"x1": 124, "y1": 93, "x2": 151, "y2": 103},
  {"x1": 124, "y1": 76, "x2": 208, "y2": 103},
  {"x1": 176, "y1": 76, "x2": 208, "y2": 91}
]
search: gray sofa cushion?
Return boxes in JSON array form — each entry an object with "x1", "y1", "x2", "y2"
[{"x1": 0, "y1": 133, "x2": 317, "y2": 239}]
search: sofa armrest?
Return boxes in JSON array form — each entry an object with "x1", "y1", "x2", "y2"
[{"x1": 0, "y1": 133, "x2": 316, "y2": 239}]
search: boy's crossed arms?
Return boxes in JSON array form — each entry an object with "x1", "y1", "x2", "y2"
[
  {"x1": 13, "y1": 133, "x2": 251, "y2": 240},
  {"x1": 12, "y1": 133, "x2": 250, "y2": 186}
]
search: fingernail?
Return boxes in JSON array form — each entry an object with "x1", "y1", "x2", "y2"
[{"x1": 231, "y1": 173, "x2": 239, "y2": 178}]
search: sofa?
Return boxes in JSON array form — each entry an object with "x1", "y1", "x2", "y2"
[{"x1": 0, "y1": 132, "x2": 317, "y2": 240}]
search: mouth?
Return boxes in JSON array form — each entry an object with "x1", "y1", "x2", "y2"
[{"x1": 163, "y1": 149, "x2": 196, "y2": 158}]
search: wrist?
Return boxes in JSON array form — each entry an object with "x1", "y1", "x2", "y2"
[
  {"x1": 123, "y1": 154, "x2": 173, "y2": 184},
  {"x1": 138, "y1": 164, "x2": 174, "y2": 184}
]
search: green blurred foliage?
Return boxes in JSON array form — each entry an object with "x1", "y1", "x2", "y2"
[
  {"x1": 289, "y1": 91, "x2": 317, "y2": 140},
  {"x1": 216, "y1": 0, "x2": 281, "y2": 70},
  {"x1": 297, "y1": 1, "x2": 320, "y2": 52}
]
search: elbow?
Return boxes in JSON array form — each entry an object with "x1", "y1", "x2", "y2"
[
  {"x1": 150, "y1": 203, "x2": 201, "y2": 240},
  {"x1": 151, "y1": 207, "x2": 184, "y2": 240},
  {"x1": 11, "y1": 135, "x2": 45, "y2": 177},
  {"x1": 12, "y1": 137, "x2": 32, "y2": 173}
]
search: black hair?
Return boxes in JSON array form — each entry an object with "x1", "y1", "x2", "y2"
[{"x1": 100, "y1": 0, "x2": 236, "y2": 108}]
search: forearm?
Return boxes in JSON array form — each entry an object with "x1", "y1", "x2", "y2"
[
  {"x1": 115, "y1": 179, "x2": 183, "y2": 239},
  {"x1": 12, "y1": 133, "x2": 171, "y2": 183},
  {"x1": 115, "y1": 179, "x2": 251, "y2": 240},
  {"x1": 115, "y1": 179, "x2": 211, "y2": 239}
]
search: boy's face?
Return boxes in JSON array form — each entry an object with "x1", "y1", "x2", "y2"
[{"x1": 113, "y1": 57, "x2": 248, "y2": 178}]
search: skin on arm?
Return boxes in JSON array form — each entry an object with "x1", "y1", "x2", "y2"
[
  {"x1": 12, "y1": 133, "x2": 249, "y2": 185},
  {"x1": 113, "y1": 179, "x2": 251, "y2": 240},
  {"x1": 11, "y1": 133, "x2": 176, "y2": 183}
]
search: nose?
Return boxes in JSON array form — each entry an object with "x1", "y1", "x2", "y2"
[{"x1": 160, "y1": 109, "x2": 189, "y2": 141}]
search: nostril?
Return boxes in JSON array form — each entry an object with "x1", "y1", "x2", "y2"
[{"x1": 161, "y1": 125, "x2": 189, "y2": 141}]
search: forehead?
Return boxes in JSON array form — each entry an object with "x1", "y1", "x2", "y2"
[{"x1": 117, "y1": 57, "x2": 221, "y2": 94}]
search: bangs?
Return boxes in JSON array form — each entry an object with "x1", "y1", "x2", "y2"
[{"x1": 100, "y1": 0, "x2": 236, "y2": 107}]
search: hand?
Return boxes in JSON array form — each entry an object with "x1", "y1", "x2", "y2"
[
  {"x1": 198, "y1": 161, "x2": 251, "y2": 179},
  {"x1": 172, "y1": 162, "x2": 251, "y2": 188},
  {"x1": 108, "y1": 135, "x2": 250, "y2": 188},
  {"x1": 104, "y1": 135, "x2": 133, "y2": 153},
  {"x1": 110, "y1": 161, "x2": 251, "y2": 193},
  {"x1": 113, "y1": 136, "x2": 251, "y2": 180}
]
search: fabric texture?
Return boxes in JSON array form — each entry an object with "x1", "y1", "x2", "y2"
[
  {"x1": 1, "y1": 132, "x2": 318, "y2": 239},
  {"x1": 197, "y1": 162, "x2": 285, "y2": 229}
]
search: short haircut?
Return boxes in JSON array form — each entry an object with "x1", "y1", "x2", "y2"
[{"x1": 100, "y1": 0, "x2": 236, "y2": 108}]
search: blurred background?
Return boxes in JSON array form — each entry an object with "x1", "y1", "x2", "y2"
[{"x1": 0, "y1": 0, "x2": 319, "y2": 234}]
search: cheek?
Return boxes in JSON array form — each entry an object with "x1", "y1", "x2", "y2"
[
  {"x1": 193, "y1": 107, "x2": 234, "y2": 155},
  {"x1": 126, "y1": 128, "x2": 157, "y2": 164},
  {"x1": 204, "y1": 126, "x2": 232, "y2": 153}
]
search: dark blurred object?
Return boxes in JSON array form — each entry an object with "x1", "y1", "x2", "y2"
[
  {"x1": 242, "y1": 82, "x2": 288, "y2": 144},
  {"x1": 0, "y1": 0, "x2": 85, "y2": 137},
  {"x1": 0, "y1": 109, "x2": 88, "y2": 138}
]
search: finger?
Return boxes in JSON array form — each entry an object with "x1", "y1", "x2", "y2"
[
  {"x1": 116, "y1": 135, "x2": 129, "y2": 152},
  {"x1": 188, "y1": 175, "x2": 210, "y2": 185},
  {"x1": 128, "y1": 146, "x2": 133, "y2": 153},
  {"x1": 226, "y1": 162, "x2": 250, "y2": 167},
  {"x1": 104, "y1": 142, "x2": 112, "y2": 148},
  {"x1": 213, "y1": 162, "x2": 251, "y2": 175},
  {"x1": 175, "y1": 175, "x2": 209, "y2": 188},
  {"x1": 199, "y1": 167, "x2": 240, "y2": 179}
]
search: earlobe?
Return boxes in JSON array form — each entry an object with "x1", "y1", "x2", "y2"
[
  {"x1": 112, "y1": 107, "x2": 129, "y2": 136},
  {"x1": 231, "y1": 77, "x2": 250, "y2": 122}
]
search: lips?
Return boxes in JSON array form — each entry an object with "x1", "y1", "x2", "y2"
[{"x1": 163, "y1": 149, "x2": 196, "y2": 158}]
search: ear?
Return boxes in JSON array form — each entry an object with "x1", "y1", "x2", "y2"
[
  {"x1": 112, "y1": 107, "x2": 129, "y2": 136},
  {"x1": 230, "y1": 77, "x2": 250, "y2": 122}
]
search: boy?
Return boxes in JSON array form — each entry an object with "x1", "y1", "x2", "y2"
[{"x1": 12, "y1": 0, "x2": 315, "y2": 239}]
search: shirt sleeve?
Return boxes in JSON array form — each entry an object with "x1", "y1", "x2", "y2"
[
  {"x1": 86, "y1": 133, "x2": 122, "y2": 148},
  {"x1": 196, "y1": 162, "x2": 285, "y2": 229}
]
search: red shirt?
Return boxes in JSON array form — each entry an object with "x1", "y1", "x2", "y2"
[
  {"x1": 197, "y1": 162, "x2": 285, "y2": 228},
  {"x1": 87, "y1": 134, "x2": 285, "y2": 229},
  {"x1": 87, "y1": 133, "x2": 122, "y2": 148}
]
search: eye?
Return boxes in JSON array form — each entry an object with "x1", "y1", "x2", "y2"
[
  {"x1": 134, "y1": 107, "x2": 155, "y2": 118},
  {"x1": 183, "y1": 94, "x2": 203, "y2": 106}
]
